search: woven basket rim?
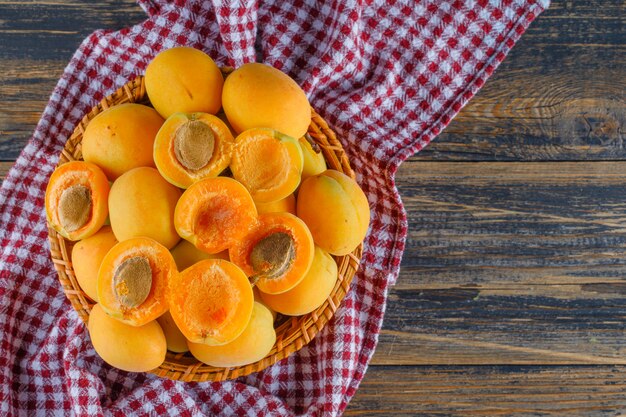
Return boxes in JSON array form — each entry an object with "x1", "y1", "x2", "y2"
[{"x1": 48, "y1": 73, "x2": 363, "y2": 382}]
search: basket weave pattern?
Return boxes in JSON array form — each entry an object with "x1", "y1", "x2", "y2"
[{"x1": 48, "y1": 74, "x2": 362, "y2": 382}]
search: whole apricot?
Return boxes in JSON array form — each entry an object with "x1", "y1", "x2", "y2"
[
  {"x1": 299, "y1": 136, "x2": 327, "y2": 181},
  {"x1": 255, "y1": 193, "x2": 296, "y2": 215},
  {"x1": 222, "y1": 63, "x2": 311, "y2": 139},
  {"x1": 170, "y1": 239, "x2": 229, "y2": 271},
  {"x1": 157, "y1": 311, "x2": 189, "y2": 353},
  {"x1": 71, "y1": 226, "x2": 117, "y2": 302}
]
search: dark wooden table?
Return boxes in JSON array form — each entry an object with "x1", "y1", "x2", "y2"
[{"x1": 2, "y1": 1, "x2": 625, "y2": 415}]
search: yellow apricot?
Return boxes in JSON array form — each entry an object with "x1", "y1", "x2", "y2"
[
  {"x1": 188, "y1": 302, "x2": 275, "y2": 367},
  {"x1": 88, "y1": 304, "x2": 166, "y2": 372},
  {"x1": 222, "y1": 63, "x2": 311, "y2": 139},
  {"x1": 259, "y1": 246, "x2": 337, "y2": 316},
  {"x1": 109, "y1": 167, "x2": 181, "y2": 249},
  {"x1": 145, "y1": 47, "x2": 223, "y2": 119},
  {"x1": 253, "y1": 287, "x2": 276, "y2": 321},
  {"x1": 82, "y1": 103, "x2": 163, "y2": 180},
  {"x1": 170, "y1": 239, "x2": 229, "y2": 271},
  {"x1": 255, "y1": 193, "x2": 296, "y2": 215},
  {"x1": 299, "y1": 136, "x2": 327, "y2": 181},
  {"x1": 297, "y1": 170, "x2": 370, "y2": 256},
  {"x1": 71, "y1": 226, "x2": 117, "y2": 302},
  {"x1": 157, "y1": 311, "x2": 189, "y2": 353}
]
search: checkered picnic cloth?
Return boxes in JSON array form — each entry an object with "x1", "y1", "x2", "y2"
[{"x1": 0, "y1": 0, "x2": 548, "y2": 415}]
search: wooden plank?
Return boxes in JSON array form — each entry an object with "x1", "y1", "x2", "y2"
[
  {"x1": 347, "y1": 365, "x2": 626, "y2": 416},
  {"x1": 0, "y1": 161, "x2": 12, "y2": 179}
]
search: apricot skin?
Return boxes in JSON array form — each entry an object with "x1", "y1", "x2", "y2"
[
  {"x1": 109, "y1": 167, "x2": 181, "y2": 249},
  {"x1": 222, "y1": 63, "x2": 311, "y2": 139},
  {"x1": 157, "y1": 311, "x2": 189, "y2": 353},
  {"x1": 299, "y1": 137, "x2": 327, "y2": 181},
  {"x1": 71, "y1": 226, "x2": 117, "y2": 302},
  {"x1": 170, "y1": 239, "x2": 229, "y2": 271},
  {"x1": 88, "y1": 304, "x2": 166, "y2": 373},
  {"x1": 255, "y1": 194, "x2": 296, "y2": 215},
  {"x1": 296, "y1": 170, "x2": 370, "y2": 256},
  {"x1": 145, "y1": 47, "x2": 223, "y2": 119},
  {"x1": 82, "y1": 103, "x2": 164, "y2": 181}
]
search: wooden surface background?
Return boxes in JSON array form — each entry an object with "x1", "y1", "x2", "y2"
[{"x1": 1, "y1": 1, "x2": 625, "y2": 415}]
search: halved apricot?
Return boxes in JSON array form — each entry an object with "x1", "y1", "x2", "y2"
[
  {"x1": 97, "y1": 237, "x2": 175, "y2": 326},
  {"x1": 255, "y1": 193, "x2": 296, "y2": 215},
  {"x1": 174, "y1": 177, "x2": 257, "y2": 254},
  {"x1": 168, "y1": 259, "x2": 254, "y2": 345},
  {"x1": 154, "y1": 113, "x2": 234, "y2": 188},
  {"x1": 231, "y1": 128, "x2": 303, "y2": 203},
  {"x1": 229, "y1": 212, "x2": 314, "y2": 294},
  {"x1": 45, "y1": 161, "x2": 110, "y2": 241}
]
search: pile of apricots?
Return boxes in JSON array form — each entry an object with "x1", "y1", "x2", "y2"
[{"x1": 45, "y1": 47, "x2": 370, "y2": 373}]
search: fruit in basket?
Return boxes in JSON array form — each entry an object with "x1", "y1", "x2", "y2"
[
  {"x1": 45, "y1": 161, "x2": 110, "y2": 241},
  {"x1": 170, "y1": 240, "x2": 229, "y2": 271},
  {"x1": 255, "y1": 193, "x2": 296, "y2": 215},
  {"x1": 109, "y1": 167, "x2": 181, "y2": 249},
  {"x1": 82, "y1": 103, "x2": 163, "y2": 180},
  {"x1": 168, "y1": 259, "x2": 254, "y2": 345},
  {"x1": 297, "y1": 170, "x2": 370, "y2": 256},
  {"x1": 97, "y1": 237, "x2": 175, "y2": 326},
  {"x1": 229, "y1": 212, "x2": 314, "y2": 294},
  {"x1": 153, "y1": 112, "x2": 234, "y2": 188},
  {"x1": 145, "y1": 47, "x2": 223, "y2": 118},
  {"x1": 259, "y1": 246, "x2": 337, "y2": 316},
  {"x1": 222, "y1": 62, "x2": 311, "y2": 139},
  {"x1": 188, "y1": 302, "x2": 275, "y2": 367},
  {"x1": 71, "y1": 226, "x2": 117, "y2": 302},
  {"x1": 299, "y1": 136, "x2": 327, "y2": 181},
  {"x1": 157, "y1": 311, "x2": 189, "y2": 353},
  {"x1": 231, "y1": 128, "x2": 303, "y2": 203},
  {"x1": 174, "y1": 177, "x2": 257, "y2": 254},
  {"x1": 88, "y1": 304, "x2": 166, "y2": 372}
]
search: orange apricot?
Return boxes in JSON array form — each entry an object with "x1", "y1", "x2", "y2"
[
  {"x1": 253, "y1": 286, "x2": 276, "y2": 322},
  {"x1": 259, "y1": 246, "x2": 337, "y2": 316},
  {"x1": 145, "y1": 47, "x2": 223, "y2": 119},
  {"x1": 299, "y1": 136, "x2": 327, "y2": 181},
  {"x1": 231, "y1": 128, "x2": 303, "y2": 203},
  {"x1": 157, "y1": 311, "x2": 189, "y2": 353},
  {"x1": 297, "y1": 170, "x2": 370, "y2": 256},
  {"x1": 109, "y1": 167, "x2": 181, "y2": 249},
  {"x1": 222, "y1": 62, "x2": 311, "y2": 139},
  {"x1": 97, "y1": 237, "x2": 175, "y2": 326},
  {"x1": 82, "y1": 103, "x2": 163, "y2": 180},
  {"x1": 255, "y1": 193, "x2": 296, "y2": 215},
  {"x1": 168, "y1": 259, "x2": 254, "y2": 345},
  {"x1": 174, "y1": 177, "x2": 257, "y2": 254},
  {"x1": 170, "y1": 240, "x2": 229, "y2": 271},
  {"x1": 229, "y1": 212, "x2": 314, "y2": 294},
  {"x1": 71, "y1": 226, "x2": 117, "y2": 301},
  {"x1": 45, "y1": 161, "x2": 110, "y2": 241},
  {"x1": 154, "y1": 112, "x2": 234, "y2": 188},
  {"x1": 188, "y1": 302, "x2": 275, "y2": 367}
]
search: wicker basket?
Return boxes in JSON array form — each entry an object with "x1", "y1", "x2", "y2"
[{"x1": 48, "y1": 72, "x2": 362, "y2": 382}]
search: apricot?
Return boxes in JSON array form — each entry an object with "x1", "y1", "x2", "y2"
[
  {"x1": 253, "y1": 286, "x2": 276, "y2": 322},
  {"x1": 109, "y1": 167, "x2": 181, "y2": 249},
  {"x1": 45, "y1": 161, "x2": 110, "y2": 241},
  {"x1": 299, "y1": 136, "x2": 327, "y2": 181},
  {"x1": 88, "y1": 304, "x2": 166, "y2": 372},
  {"x1": 145, "y1": 47, "x2": 223, "y2": 119},
  {"x1": 71, "y1": 226, "x2": 117, "y2": 301},
  {"x1": 97, "y1": 237, "x2": 175, "y2": 326},
  {"x1": 229, "y1": 212, "x2": 314, "y2": 294},
  {"x1": 174, "y1": 177, "x2": 257, "y2": 254},
  {"x1": 231, "y1": 128, "x2": 303, "y2": 203},
  {"x1": 82, "y1": 103, "x2": 163, "y2": 180},
  {"x1": 260, "y1": 246, "x2": 337, "y2": 316},
  {"x1": 170, "y1": 240, "x2": 229, "y2": 271},
  {"x1": 255, "y1": 193, "x2": 296, "y2": 215},
  {"x1": 297, "y1": 170, "x2": 370, "y2": 256},
  {"x1": 222, "y1": 62, "x2": 311, "y2": 139},
  {"x1": 168, "y1": 259, "x2": 254, "y2": 345},
  {"x1": 157, "y1": 311, "x2": 189, "y2": 353},
  {"x1": 154, "y1": 112, "x2": 235, "y2": 188},
  {"x1": 188, "y1": 302, "x2": 275, "y2": 367}
]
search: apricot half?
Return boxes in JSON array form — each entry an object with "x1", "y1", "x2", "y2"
[
  {"x1": 297, "y1": 170, "x2": 370, "y2": 256},
  {"x1": 174, "y1": 177, "x2": 257, "y2": 254},
  {"x1": 109, "y1": 167, "x2": 181, "y2": 249},
  {"x1": 168, "y1": 259, "x2": 254, "y2": 345},
  {"x1": 71, "y1": 226, "x2": 117, "y2": 301},
  {"x1": 97, "y1": 237, "x2": 175, "y2": 326},
  {"x1": 229, "y1": 212, "x2": 314, "y2": 294},
  {"x1": 260, "y1": 246, "x2": 337, "y2": 316},
  {"x1": 82, "y1": 103, "x2": 163, "y2": 180},
  {"x1": 45, "y1": 161, "x2": 110, "y2": 241},
  {"x1": 222, "y1": 62, "x2": 311, "y2": 139},
  {"x1": 188, "y1": 302, "x2": 275, "y2": 367},
  {"x1": 154, "y1": 112, "x2": 234, "y2": 188},
  {"x1": 145, "y1": 47, "x2": 223, "y2": 119},
  {"x1": 231, "y1": 128, "x2": 303, "y2": 203},
  {"x1": 88, "y1": 303, "x2": 166, "y2": 372}
]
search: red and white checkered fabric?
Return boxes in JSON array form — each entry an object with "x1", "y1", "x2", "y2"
[{"x1": 0, "y1": 0, "x2": 548, "y2": 415}]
